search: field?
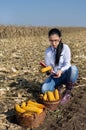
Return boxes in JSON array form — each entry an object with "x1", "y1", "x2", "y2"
[{"x1": 0, "y1": 26, "x2": 86, "y2": 130}]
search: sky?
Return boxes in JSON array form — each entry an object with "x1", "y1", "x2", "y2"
[{"x1": 0, "y1": 0, "x2": 86, "y2": 27}]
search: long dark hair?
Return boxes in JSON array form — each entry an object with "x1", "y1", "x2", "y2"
[{"x1": 48, "y1": 28, "x2": 63, "y2": 65}]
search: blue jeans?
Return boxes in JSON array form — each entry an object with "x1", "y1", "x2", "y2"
[{"x1": 41, "y1": 65, "x2": 78, "y2": 93}]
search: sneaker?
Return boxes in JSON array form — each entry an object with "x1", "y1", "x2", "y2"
[{"x1": 60, "y1": 90, "x2": 71, "y2": 105}]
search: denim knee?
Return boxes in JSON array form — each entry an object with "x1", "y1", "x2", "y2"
[
  {"x1": 67, "y1": 65, "x2": 78, "y2": 83},
  {"x1": 41, "y1": 84, "x2": 48, "y2": 93},
  {"x1": 41, "y1": 80, "x2": 48, "y2": 93},
  {"x1": 41, "y1": 76, "x2": 55, "y2": 93},
  {"x1": 41, "y1": 83, "x2": 55, "y2": 93}
]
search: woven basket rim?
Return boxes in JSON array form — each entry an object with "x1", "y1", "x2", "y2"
[{"x1": 43, "y1": 99, "x2": 60, "y2": 104}]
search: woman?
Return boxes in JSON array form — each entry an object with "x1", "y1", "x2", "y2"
[{"x1": 41, "y1": 28, "x2": 78, "y2": 105}]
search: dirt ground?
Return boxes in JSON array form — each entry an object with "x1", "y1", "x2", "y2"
[{"x1": 0, "y1": 27, "x2": 86, "y2": 130}]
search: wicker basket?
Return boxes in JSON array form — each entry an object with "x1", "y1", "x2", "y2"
[
  {"x1": 15, "y1": 108, "x2": 46, "y2": 128},
  {"x1": 43, "y1": 100, "x2": 60, "y2": 111}
]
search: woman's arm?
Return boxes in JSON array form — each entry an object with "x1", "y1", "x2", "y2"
[
  {"x1": 45, "y1": 49, "x2": 51, "y2": 66},
  {"x1": 61, "y1": 45, "x2": 71, "y2": 72}
]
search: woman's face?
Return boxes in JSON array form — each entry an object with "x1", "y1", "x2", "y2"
[{"x1": 49, "y1": 34, "x2": 61, "y2": 48}]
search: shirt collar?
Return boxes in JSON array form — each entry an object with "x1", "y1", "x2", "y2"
[{"x1": 51, "y1": 46, "x2": 56, "y2": 52}]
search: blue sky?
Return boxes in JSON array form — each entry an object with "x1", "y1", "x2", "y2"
[{"x1": 0, "y1": 0, "x2": 86, "y2": 27}]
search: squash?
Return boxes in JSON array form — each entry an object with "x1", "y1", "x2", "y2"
[
  {"x1": 47, "y1": 91, "x2": 55, "y2": 101},
  {"x1": 21, "y1": 101, "x2": 26, "y2": 108},
  {"x1": 43, "y1": 93, "x2": 48, "y2": 101},
  {"x1": 23, "y1": 111, "x2": 33, "y2": 117},
  {"x1": 15, "y1": 104, "x2": 26, "y2": 113},
  {"x1": 53, "y1": 89, "x2": 60, "y2": 100},
  {"x1": 27, "y1": 100, "x2": 45, "y2": 109},
  {"x1": 22, "y1": 104, "x2": 43, "y2": 114},
  {"x1": 41, "y1": 66, "x2": 52, "y2": 73}
]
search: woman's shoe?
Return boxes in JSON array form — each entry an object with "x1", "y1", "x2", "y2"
[{"x1": 60, "y1": 90, "x2": 71, "y2": 105}]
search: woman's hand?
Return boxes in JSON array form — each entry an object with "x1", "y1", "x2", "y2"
[
  {"x1": 46, "y1": 68, "x2": 53, "y2": 75},
  {"x1": 50, "y1": 68, "x2": 54, "y2": 74},
  {"x1": 54, "y1": 70, "x2": 62, "y2": 78}
]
